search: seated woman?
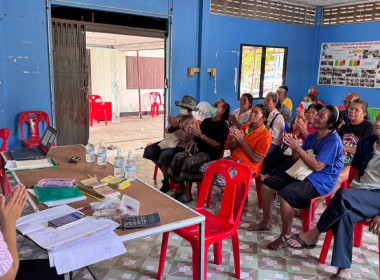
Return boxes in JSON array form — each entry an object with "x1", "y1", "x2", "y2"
[
  {"x1": 261, "y1": 103, "x2": 323, "y2": 176},
  {"x1": 143, "y1": 95, "x2": 199, "y2": 193},
  {"x1": 199, "y1": 104, "x2": 272, "y2": 187},
  {"x1": 168, "y1": 99, "x2": 230, "y2": 203},
  {"x1": 315, "y1": 99, "x2": 373, "y2": 215},
  {"x1": 228, "y1": 93, "x2": 253, "y2": 133},
  {"x1": 333, "y1": 98, "x2": 373, "y2": 192},
  {"x1": 264, "y1": 92, "x2": 285, "y2": 155},
  {"x1": 283, "y1": 113, "x2": 380, "y2": 280},
  {"x1": 294, "y1": 93, "x2": 318, "y2": 125},
  {"x1": 249, "y1": 105, "x2": 344, "y2": 251}
]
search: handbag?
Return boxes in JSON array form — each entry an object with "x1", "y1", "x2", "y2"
[
  {"x1": 285, "y1": 149, "x2": 316, "y2": 180},
  {"x1": 185, "y1": 139, "x2": 198, "y2": 156},
  {"x1": 157, "y1": 133, "x2": 179, "y2": 150}
]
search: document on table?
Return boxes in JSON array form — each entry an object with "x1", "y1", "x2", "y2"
[
  {"x1": 17, "y1": 205, "x2": 76, "y2": 235},
  {"x1": 48, "y1": 230, "x2": 127, "y2": 274},
  {"x1": 26, "y1": 216, "x2": 116, "y2": 251},
  {"x1": 5, "y1": 159, "x2": 56, "y2": 171}
]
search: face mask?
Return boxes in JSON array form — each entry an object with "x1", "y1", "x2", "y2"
[
  {"x1": 210, "y1": 107, "x2": 217, "y2": 117},
  {"x1": 302, "y1": 102, "x2": 311, "y2": 109},
  {"x1": 179, "y1": 108, "x2": 189, "y2": 115}
]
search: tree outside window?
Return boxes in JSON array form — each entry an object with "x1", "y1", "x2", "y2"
[{"x1": 239, "y1": 45, "x2": 287, "y2": 99}]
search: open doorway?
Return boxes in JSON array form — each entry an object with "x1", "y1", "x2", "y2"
[
  {"x1": 86, "y1": 32, "x2": 166, "y2": 186},
  {"x1": 51, "y1": 6, "x2": 169, "y2": 186}
]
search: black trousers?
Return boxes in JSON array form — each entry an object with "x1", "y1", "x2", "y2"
[
  {"x1": 316, "y1": 188, "x2": 380, "y2": 268},
  {"x1": 16, "y1": 259, "x2": 65, "y2": 280}
]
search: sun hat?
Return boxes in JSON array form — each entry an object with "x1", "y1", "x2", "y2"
[{"x1": 175, "y1": 95, "x2": 199, "y2": 111}]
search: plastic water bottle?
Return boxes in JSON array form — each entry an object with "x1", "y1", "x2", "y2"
[
  {"x1": 114, "y1": 149, "x2": 125, "y2": 178},
  {"x1": 125, "y1": 151, "x2": 136, "y2": 181},
  {"x1": 97, "y1": 140, "x2": 107, "y2": 166},
  {"x1": 85, "y1": 139, "x2": 95, "y2": 163}
]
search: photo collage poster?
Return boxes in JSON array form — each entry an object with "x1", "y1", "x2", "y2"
[{"x1": 318, "y1": 41, "x2": 380, "y2": 88}]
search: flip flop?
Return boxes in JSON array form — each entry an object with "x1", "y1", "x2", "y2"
[
  {"x1": 327, "y1": 274, "x2": 347, "y2": 280},
  {"x1": 282, "y1": 234, "x2": 316, "y2": 249},
  {"x1": 176, "y1": 197, "x2": 193, "y2": 204}
]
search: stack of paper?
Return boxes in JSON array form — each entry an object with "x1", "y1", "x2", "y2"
[
  {"x1": 100, "y1": 175, "x2": 131, "y2": 190},
  {"x1": 17, "y1": 205, "x2": 126, "y2": 275},
  {"x1": 5, "y1": 159, "x2": 57, "y2": 171},
  {"x1": 81, "y1": 177, "x2": 120, "y2": 197}
]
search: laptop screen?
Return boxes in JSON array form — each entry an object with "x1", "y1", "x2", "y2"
[{"x1": 38, "y1": 126, "x2": 57, "y2": 154}]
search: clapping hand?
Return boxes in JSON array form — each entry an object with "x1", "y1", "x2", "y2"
[
  {"x1": 283, "y1": 133, "x2": 300, "y2": 150},
  {"x1": 167, "y1": 115, "x2": 178, "y2": 127},
  {"x1": 189, "y1": 122, "x2": 201, "y2": 137},
  {"x1": 233, "y1": 129, "x2": 245, "y2": 144},
  {"x1": 296, "y1": 107, "x2": 306, "y2": 122},
  {"x1": 0, "y1": 184, "x2": 28, "y2": 227}
]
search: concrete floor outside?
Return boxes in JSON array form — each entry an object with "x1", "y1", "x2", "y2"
[{"x1": 89, "y1": 114, "x2": 165, "y2": 188}]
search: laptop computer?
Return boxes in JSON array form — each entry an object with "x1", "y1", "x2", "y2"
[{"x1": 10, "y1": 126, "x2": 58, "y2": 160}]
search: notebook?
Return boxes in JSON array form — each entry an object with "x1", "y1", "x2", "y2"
[{"x1": 10, "y1": 126, "x2": 57, "y2": 160}]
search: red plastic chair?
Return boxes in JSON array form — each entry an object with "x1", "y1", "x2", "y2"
[
  {"x1": 0, "y1": 128, "x2": 11, "y2": 195},
  {"x1": 150, "y1": 92, "x2": 162, "y2": 118},
  {"x1": 201, "y1": 130, "x2": 231, "y2": 207},
  {"x1": 157, "y1": 160, "x2": 252, "y2": 280},
  {"x1": 19, "y1": 111, "x2": 52, "y2": 148},
  {"x1": 89, "y1": 95, "x2": 110, "y2": 126},
  {"x1": 318, "y1": 167, "x2": 380, "y2": 277}
]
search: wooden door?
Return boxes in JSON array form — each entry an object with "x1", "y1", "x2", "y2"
[{"x1": 52, "y1": 20, "x2": 88, "y2": 145}]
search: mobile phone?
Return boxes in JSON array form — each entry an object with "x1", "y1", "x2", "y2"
[
  {"x1": 48, "y1": 212, "x2": 85, "y2": 228},
  {"x1": 69, "y1": 156, "x2": 81, "y2": 163}
]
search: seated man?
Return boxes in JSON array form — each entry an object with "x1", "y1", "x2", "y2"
[
  {"x1": 341, "y1": 92, "x2": 360, "y2": 123},
  {"x1": 283, "y1": 113, "x2": 380, "y2": 280},
  {"x1": 279, "y1": 85, "x2": 293, "y2": 111},
  {"x1": 308, "y1": 86, "x2": 324, "y2": 106},
  {"x1": 275, "y1": 87, "x2": 292, "y2": 124},
  {"x1": 249, "y1": 106, "x2": 344, "y2": 250}
]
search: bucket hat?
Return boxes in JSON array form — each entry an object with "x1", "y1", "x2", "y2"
[{"x1": 175, "y1": 95, "x2": 199, "y2": 111}]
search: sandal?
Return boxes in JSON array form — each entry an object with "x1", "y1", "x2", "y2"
[{"x1": 282, "y1": 234, "x2": 316, "y2": 249}]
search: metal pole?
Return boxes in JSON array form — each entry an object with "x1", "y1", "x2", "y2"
[{"x1": 136, "y1": 50, "x2": 142, "y2": 119}]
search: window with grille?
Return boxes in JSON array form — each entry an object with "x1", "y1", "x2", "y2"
[
  {"x1": 239, "y1": 45, "x2": 287, "y2": 99},
  {"x1": 323, "y1": 2, "x2": 380, "y2": 26},
  {"x1": 211, "y1": 0, "x2": 316, "y2": 26}
]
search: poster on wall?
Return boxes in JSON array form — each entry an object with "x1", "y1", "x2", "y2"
[{"x1": 317, "y1": 41, "x2": 380, "y2": 88}]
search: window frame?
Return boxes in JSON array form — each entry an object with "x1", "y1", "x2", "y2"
[{"x1": 238, "y1": 44, "x2": 288, "y2": 100}]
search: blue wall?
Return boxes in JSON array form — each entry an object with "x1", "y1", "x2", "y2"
[
  {"x1": 1, "y1": 1, "x2": 52, "y2": 148},
  {"x1": 1, "y1": 0, "x2": 380, "y2": 148},
  {"x1": 313, "y1": 21, "x2": 380, "y2": 107},
  {"x1": 0, "y1": 0, "x2": 6, "y2": 130},
  {"x1": 203, "y1": 14, "x2": 316, "y2": 111}
]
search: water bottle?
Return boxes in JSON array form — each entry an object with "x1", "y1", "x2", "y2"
[
  {"x1": 85, "y1": 139, "x2": 95, "y2": 163},
  {"x1": 114, "y1": 149, "x2": 125, "y2": 178},
  {"x1": 125, "y1": 151, "x2": 136, "y2": 181},
  {"x1": 97, "y1": 140, "x2": 107, "y2": 166}
]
